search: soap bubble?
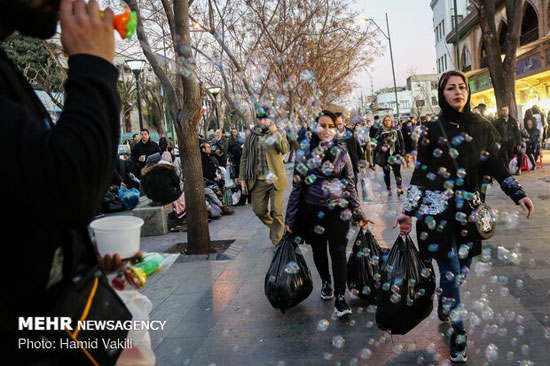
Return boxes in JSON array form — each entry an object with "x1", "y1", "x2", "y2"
[
  {"x1": 284, "y1": 261, "x2": 299, "y2": 274},
  {"x1": 485, "y1": 343, "x2": 498, "y2": 362},
  {"x1": 317, "y1": 319, "x2": 329, "y2": 331},
  {"x1": 332, "y1": 335, "x2": 345, "y2": 349},
  {"x1": 305, "y1": 174, "x2": 317, "y2": 185},
  {"x1": 313, "y1": 225, "x2": 325, "y2": 235},
  {"x1": 360, "y1": 348, "x2": 372, "y2": 359},
  {"x1": 480, "y1": 151, "x2": 490, "y2": 161},
  {"x1": 321, "y1": 161, "x2": 334, "y2": 175},
  {"x1": 449, "y1": 148, "x2": 459, "y2": 159},
  {"x1": 433, "y1": 148, "x2": 443, "y2": 157},
  {"x1": 266, "y1": 172, "x2": 277, "y2": 183},
  {"x1": 340, "y1": 209, "x2": 352, "y2": 221},
  {"x1": 317, "y1": 211, "x2": 325, "y2": 219}
]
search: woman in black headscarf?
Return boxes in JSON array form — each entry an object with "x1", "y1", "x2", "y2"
[{"x1": 395, "y1": 71, "x2": 534, "y2": 363}]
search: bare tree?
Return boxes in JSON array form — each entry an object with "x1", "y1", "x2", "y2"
[
  {"x1": 470, "y1": 0, "x2": 522, "y2": 118},
  {"x1": 123, "y1": 0, "x2": 213, "y2": 253}
]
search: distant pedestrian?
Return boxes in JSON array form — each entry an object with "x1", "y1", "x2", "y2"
[
  {"x1": 239, "y1": 106, "x2": 289, "y2": 245},
  {"x1": 494, "y1": 106, "x2": 520, "y2": 171},
  {"x1": 285, "y1": 110, "x2": 372, "y2": 318},
  {"x1": 335, "y1": 112, "x2": 362, "y2": 180},
  {"x1": 131, "y1": 128, "x2": 161, "y2": 176},
  {"x1": 374, "y1": 115, "x2": 405, "y2": 196}
]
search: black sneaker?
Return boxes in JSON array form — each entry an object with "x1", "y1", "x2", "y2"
[
  {"x1": 438, "y1": 298, "x2": 450, "y2": 322},
  {"x1": 321, "y1": 281, "x2": 334, "y2": 300},
  {"x1": 450, "y1": 330, "x2": 468, "y2": 363},
  {"x1": 334, "y1": 295, "x2": 352, "y2": 317}
]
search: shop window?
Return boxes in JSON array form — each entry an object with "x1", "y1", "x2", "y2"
[
  {"x1": 520, "y1": 3, "x2": 539, "y2": 46},
  {"x1": 462, "y1": 47, "x2": 472, "y2": 72}
]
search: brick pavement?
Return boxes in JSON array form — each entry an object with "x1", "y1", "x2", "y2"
[{"x1": 139, "y1": 152, "x2": 550, "y2": 366}]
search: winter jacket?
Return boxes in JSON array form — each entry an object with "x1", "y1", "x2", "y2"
[
  {"x1": 131, "y1": 139, "x2": 161, "y2": 169},
  {"x1": 374, "y1": 127, "x2": 405, "y2": 166},
  {"x1": 336, "y1": 127, "x2": 363, "y2": 173},
  {"x1": 201, "y1": 151, "x2": 219, "y2": 181},
  {"x1": 0, "y1": 48, "x2": 121, "y2": 359},
  {"x1": 494, "y1": 116, "x2": 520, "y2": 145},
  {"x1": 285, "y1": 142, "x2": 366, "y2": 229},
  {"x1": 402, "y1": 116, "x2": 526, "y2": 261},
  {"x1": 141, "y1": 162, "x2": 182, "y2": 204}
]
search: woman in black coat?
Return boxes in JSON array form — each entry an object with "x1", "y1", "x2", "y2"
[
  {"x1": 374, "y1": 115, "x2": 405, "y2": 196},
  {"x1": 285, "y1": 110, "x2": 371, "y2": 318},
  {"x1": 395, "y1": 71, "x2": 534, "y2": 363}
]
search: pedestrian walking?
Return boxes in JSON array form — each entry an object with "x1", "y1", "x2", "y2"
[
  {"x1": 395, "y1": 70, "x2": 534, "y2": 363},
  {"x1": 285, "y1": 110, "x2": 372, "y2": 318},
  {"x1": 374, "y1": 115, "x2": 405, "y2": 196},
  {"x1": 401, "y1": 117, "x2": 418, "y2": 168},
  {"x1": 239, "y1": 106, "x2": 289, "y2": 245},
  {"x1": 335, "y1": 112, "x2": 363, "y2": 181},
  {"x1": 494, "y1": 106, "x2": 521, "y2": 171},
  {"x1": 521, "y1": 118, "x2": 541, "y2": 169}
]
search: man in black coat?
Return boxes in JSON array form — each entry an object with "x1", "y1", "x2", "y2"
[
  {"x1": 335, "y1": 113, "x2": 363, "y2": 179},
  {"x1": 131, "y1": 128, "x2": 161, "y2": 175},
  {"x1": 494, "y1": 105, "x2": 521, "y2": 170},
  {"x1": 0, "y1": 0, "x2": 126, "y2": 364},
  {"x1": 201, "y1": 142, "x2": 222, "y2": 187}
]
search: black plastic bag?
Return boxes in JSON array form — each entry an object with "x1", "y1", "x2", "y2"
[
  {"x1": 375, "y1": 234, "x2": 435, "y2": 335},
  {"x1": 347, "y1": 230, "x2": 387, "y2": 303},
  {"x1": 265, "y1": 235, "x2": 313, "y2": 314},
  {"x1": 101, "y1": 185, "x2": 124, "y2": 213}
]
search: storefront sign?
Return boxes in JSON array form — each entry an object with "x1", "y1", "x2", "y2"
[
  {"x1": 477, "y1": 75, "x2": 492, "y2": 90},
  {"x1": 469, "y1": 80, "x2": 477, "y2": 92},
  {"x1": 516, "y1": 52, "x2": 541, "y2": 76}
]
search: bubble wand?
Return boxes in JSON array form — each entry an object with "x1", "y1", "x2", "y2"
[{"x1": 99, "y1": 8, "x2": 137, "y2": 40}]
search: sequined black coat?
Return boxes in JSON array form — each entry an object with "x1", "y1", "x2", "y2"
[{"x1": 402, "y1": 115, "x2": 526, "y2": 262}]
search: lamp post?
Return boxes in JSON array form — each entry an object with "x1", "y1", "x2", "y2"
[
  {"x1": 453, "y1": 0, "x2": 461, "y2": 71},
  {"x1": 207, "y1": 86, "x2": 222, "y2": 129},
  {"x1": 363, "y1": 13, "x2": 400, "y2": 122},
  {"x1": 126, "y1": 59, "x2": 146, "y2": 131}
]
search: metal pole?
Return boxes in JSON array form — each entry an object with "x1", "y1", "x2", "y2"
[
  {"x1": 454, "y1": 0, "x2": 460, "y2": 70},
  {"x1": 134, "y1": 70, "x2": 144, "y2": 130},
  {"x1": 386, "y1": 13, "x2": 400, "y2": 122}
]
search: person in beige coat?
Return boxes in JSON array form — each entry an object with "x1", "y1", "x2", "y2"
[{"x1": 239, "y1": 107, "x2": 290, "y2": 245}]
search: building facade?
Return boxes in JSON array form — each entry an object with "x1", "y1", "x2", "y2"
[
  {"x1": 431, "y1": 0, "x2": 470, "y2": 76},
  {"x1": 407, "y1": 74, "x2": 441, "y2": 118},
  {"x1": 445, "y1": 0, "x2": 550, "y2": 120}
]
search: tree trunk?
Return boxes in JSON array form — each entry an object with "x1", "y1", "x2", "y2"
[
  {"x1": 173, "y1": 0, "x2": 213, "y2": 253},
  {"x1": 475, "y1": 0, "x2": 522, "y2": 119},
  {"x1": 125, "y1": 0, "x2": 213, "y2": 253}
]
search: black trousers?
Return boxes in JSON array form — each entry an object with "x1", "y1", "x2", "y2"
[
  {"x1": 302, "y1": 204, "x2": 350, "y2": 296},
  {"x1": 382, "y1": 162, "x2": 402, "y2": 188}
]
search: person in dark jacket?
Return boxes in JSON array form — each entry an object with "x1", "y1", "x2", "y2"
[
  {"x1": 395, "y1": 70, "x2": 534, "y2": 363},
  {"x1": 158, "y1": 133, "x2": 168, "y2": 152},
  {"x1": 374, "y1": 115, "x2": 406, "y2": 196},
  {"x1": 131, "y1": 128, "x2": 161, "y2": 175},
  {"x1": 209, "y1": 129, "x2": 229, "y2": 166},
  {"x1": 141, "y1": 152, "x2": 182, "y2": 205},
  {"x1": 0, "y1": 1, "x2": 130, "y2": 364},
  {"x1": 401, "y1": 118, "x2": 418, "y2": 167},
  {"x1": 335, "y1": 112, "x2": 363, "y2": 180},
  {"x1": 201, "y1": 142, "x2": 223, "y2": 187},
  {"x1": 494, "y1": 105, "x2": 521, "y2": 169},
  {"x1": 285, "y1": 110, "x2": 372, "y2": 318},
  {"x1": 521, "y1": 118, "x2": 541, "y2": 169}
]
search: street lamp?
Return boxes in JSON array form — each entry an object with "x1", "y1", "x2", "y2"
[
  {"x1": 126, "y1": 59, "x2": 146, "y2": 130},
  {"x1": 207, "y1": 86, "x2": 222, "y2": 129},
  {"x1": 363, "y1": 14, "x2": 400, "y2": 122}
]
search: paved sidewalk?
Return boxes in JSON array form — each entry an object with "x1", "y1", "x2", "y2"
[{"x1": 139, "y1": 154, "x2": 550, "y2": 366}]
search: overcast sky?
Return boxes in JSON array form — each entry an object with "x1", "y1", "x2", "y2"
[{"x1": 352, "y1": 0, "x2": 437, "y2": 95}]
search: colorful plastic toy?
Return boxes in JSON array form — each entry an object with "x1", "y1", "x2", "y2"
[{"x1": 99, "y1": 8, "x2": 137, "y2": 40}]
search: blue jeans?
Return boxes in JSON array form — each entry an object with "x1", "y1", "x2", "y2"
[{"x1": 435, "y1": 237, "x2": 472, "y2": 332}]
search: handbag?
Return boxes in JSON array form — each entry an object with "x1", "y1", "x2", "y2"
[
  {"x1": 436, "y1": 119, "x2": 495, "y2": 240},
  {"x1": 49, "y1": 264, "x2": 132, "y2": 366}
]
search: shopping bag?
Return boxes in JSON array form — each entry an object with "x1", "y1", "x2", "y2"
[
  {"x1": 118, "y1": 186, "x2": 140, "y2": 210},
  {"x1": 375, "y1": 234, "x2": 435, "y2": 335},
  {"x1": 360, "y1": 175, "x2": 374, "y2": 202},
  {"x1": 508, "y1": 156, "x2": 518, "y2": 175},
  {"x1": 347, "y1": 230, "x2": 385, "y2": 303},
  {"x1": 265, "y1": 234, "x2": 313, "y2": 314}
]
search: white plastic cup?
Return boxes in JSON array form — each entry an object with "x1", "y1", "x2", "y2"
[{"x1": 90, "y1": 216, "x2": 144, "y2": 258}]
